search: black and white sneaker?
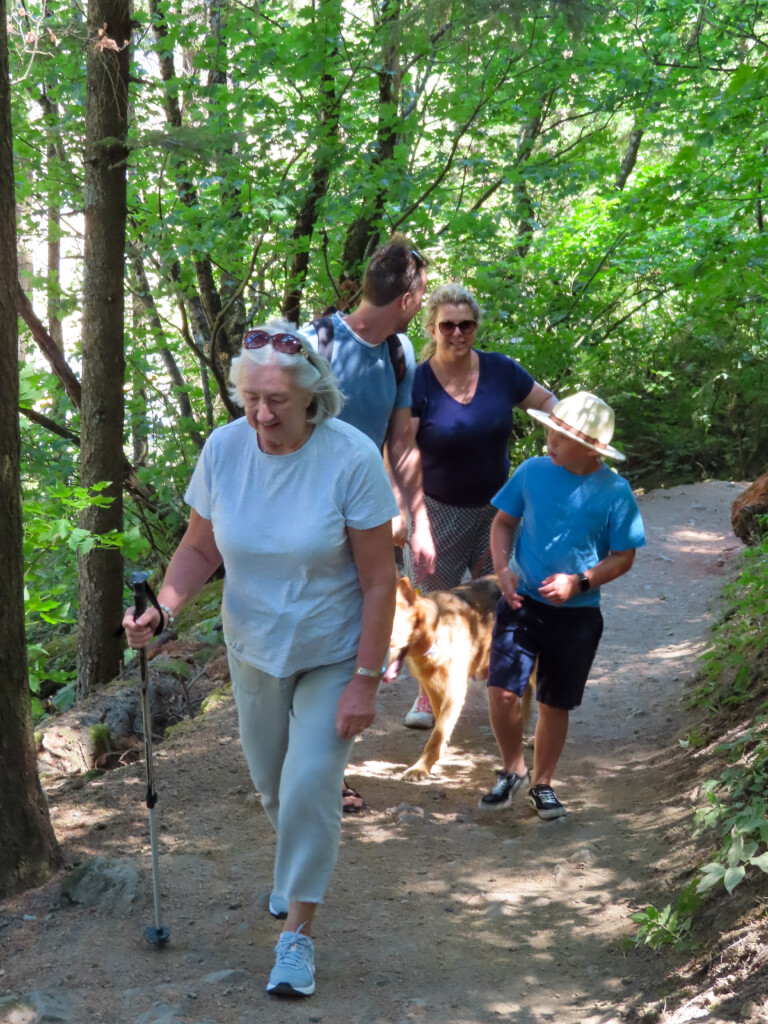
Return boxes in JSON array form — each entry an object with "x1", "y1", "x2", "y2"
[
  {"x1": 527, "y1": 784, "x2": 566, "y2": 820},
  {"x1": 478, "y1": 769, "x2": 531, "y2": 811}
]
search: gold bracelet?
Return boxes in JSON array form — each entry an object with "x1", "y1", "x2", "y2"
[{"x1": 354, "y1": 666, "x2": 383, "y2": 679}]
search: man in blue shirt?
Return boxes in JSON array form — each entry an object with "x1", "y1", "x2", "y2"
[
  {"x1": 303, "y1": 237, "x2": 436, "y2": 582},
  {"x1": 478, "y1": 392, "x2": 646, "y2": 820}
]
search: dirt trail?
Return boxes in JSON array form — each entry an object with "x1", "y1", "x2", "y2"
[{"x1": 0, "y1": 481, "x2": 745, "y2": 1024}]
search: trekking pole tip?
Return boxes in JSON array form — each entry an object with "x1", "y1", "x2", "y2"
[{"x1": 144, "y1": 925, "x2": 170, "y2": 948}]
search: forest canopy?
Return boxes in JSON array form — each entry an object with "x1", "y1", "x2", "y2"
[{"x1": 6, "y1": 0, "x2": 768, "y2": 707}]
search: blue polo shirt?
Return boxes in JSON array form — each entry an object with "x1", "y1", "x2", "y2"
[{"x1": 302, "y1": 312, "x2": 416, "y2": 450}]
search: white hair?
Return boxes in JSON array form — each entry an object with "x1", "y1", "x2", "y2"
[{"x1": 229, "y1": 320, "x2": 344, "y2": 425}]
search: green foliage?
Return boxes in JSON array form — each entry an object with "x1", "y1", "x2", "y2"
[
  {"x1": 200, "y1": 685, "x2": 231, "y2": 714},
  {"x1": 150, "y1": 658, "x2": 192, "y2": 680},
  {"x1": 629, "y1": 537, "x2": 768, "y2": 949},
  {"x1": 691, "y1": 533, "x2": 768, "y2": 713},
  {"x1": 692, "y1": 713, "x2": 768, "y2": 896},
  {"x1": 13, "y1": 0, "x2": 768, "y2": 485},
  {"x1": 9, "y1": 0, "x2": 768, "y2": 714},
  {"x1": 177, "y1": 579, "x2": 224, "y2": 644},
  {"x1": 88, "y1": 723, "x2": 111, "y2": 759},
  {"x1": 697, "y1": 826, "x2": 768, "y2": 896},
  {"x1": 626, "y1": 882, "x2": 701, "y2": 951},
  {"x1": 23, "y1": 478, "x2": 150, "y2": 716}
]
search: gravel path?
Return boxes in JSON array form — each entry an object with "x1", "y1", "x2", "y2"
[{"x1": 0, "y1": 480, "x2": 745, "y2": 1024}]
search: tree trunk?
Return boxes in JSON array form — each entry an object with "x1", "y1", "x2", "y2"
[
  {"x1": 282, "y1": 0, "x2": 342, "y2": 324},
  {"x1": 513, "y1": 97, "x2": 549, "y2": 260},
  {"x1": 148, "y1": 0, "x2": 235, "y2": 367},
  {"x1": 0, "y1": 0, "x2": 63, "y2": 897},
  {"x1": 339, "y1": 0, "x2": 401, "y2": 291},
  {"x1": 77, "y1": 0, "x2": 131, "y2": 697},
  {"x1": 614, "y1": 127, "x2": 644, "y2": 192},
  {"x1": 38, "y1": 83, "x2": 66, "y2": 353},
  {"x1": 129, "y1": 250, "x2": 204, "y2": 448},
  {"x1": 47, "y1": 139, "x2": 64, "y2": 352}
]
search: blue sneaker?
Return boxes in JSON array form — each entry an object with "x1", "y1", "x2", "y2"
[{"x1": 266, "y1": 928, "x2": 315, "y2": 997}]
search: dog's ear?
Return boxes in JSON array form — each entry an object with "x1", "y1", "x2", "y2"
[{"x1": 398, "y1": 576, "x2": 418, "y2": 605}]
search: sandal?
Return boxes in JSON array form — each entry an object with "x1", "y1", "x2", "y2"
[{"x1": 342, "y1": 778, "x2": 365, "y2": 814}]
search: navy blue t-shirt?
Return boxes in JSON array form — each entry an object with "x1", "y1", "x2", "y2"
[{"x1": 412, "y1": 349, "x2": 535, "y2": 507}]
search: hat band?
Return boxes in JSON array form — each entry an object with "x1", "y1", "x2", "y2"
[{"x1": 549, "y1": 413, "x2": 609, "y2": 452}]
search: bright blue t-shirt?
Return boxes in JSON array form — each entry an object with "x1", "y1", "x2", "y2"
[
  {"x1": 412, "y1": 350, "x2": 534, "y2": 507},
  {"x1": 302, "y1": 312, "x2": 416, "y2": 450},
  {"x1": 492, "y1": 456, "x2": 646, "y2": 608}
]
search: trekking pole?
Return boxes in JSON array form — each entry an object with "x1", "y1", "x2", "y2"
[{"x1": 130, "y1": 570, "x2": 170, "y2": 948}]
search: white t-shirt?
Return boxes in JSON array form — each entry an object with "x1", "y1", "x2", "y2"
[{"x1": 185, "y1": 416, "x2": 399, "y2": 676}]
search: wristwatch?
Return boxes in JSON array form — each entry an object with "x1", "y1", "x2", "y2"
[{"x1": 577, "y1": 572, "x2": 590, "y2": 593}]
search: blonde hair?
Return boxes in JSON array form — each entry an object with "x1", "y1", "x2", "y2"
[
  {"x1": 421, "y1": 284, "x2": 482, "y2": 360},
  {"x1": 229, "y1": 320, "x2": 344, "y2": 424}
]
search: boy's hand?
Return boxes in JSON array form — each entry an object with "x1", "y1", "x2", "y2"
[
  {"x1": 498, "y1": 566, "x2": 523, "y2": 609},
  {"x1": 391, "y1": 512, "x2": 408, "y2": 548},
  {"x1": 538, "y1": 573, "x2": 577, "y2": 605}
]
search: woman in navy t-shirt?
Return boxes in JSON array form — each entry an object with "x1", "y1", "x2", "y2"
[
  {"x1": 403, "y1": 283, "x2": 557, "y2": 590},
  {"x1": 404, "y1": 284, "x2": 556, "y2": 595},
  {"x1": 401, "y1": 284, "x2": 557, "y2": 727}
]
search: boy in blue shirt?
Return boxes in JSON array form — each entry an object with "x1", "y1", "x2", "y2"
[{"x1": 479, "y1": 392, "x2": 646, "y2": 820}]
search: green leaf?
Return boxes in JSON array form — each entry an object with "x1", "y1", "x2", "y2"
[
  {"x1": 723, "y1": 866, "x2": 746, "y2": 894},
  {"x1": 696, "y1": 863, "x2": 725, "y2": 893},
  {"x1": 749, "y1": 852, "x2": 768, "y2": 873}
]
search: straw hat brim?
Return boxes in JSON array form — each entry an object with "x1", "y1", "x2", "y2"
[{"x1": 527, "y1": 407, "x2": 626, "y2": 461}]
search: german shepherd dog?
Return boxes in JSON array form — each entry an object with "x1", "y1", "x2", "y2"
[{"x1": 384, "y1": 575, "x2": 534, "y2": 780}]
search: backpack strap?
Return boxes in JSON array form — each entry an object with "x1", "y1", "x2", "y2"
[
  {"x1": 310, "y1": 316, "x2": 335, "y2": 363},
  {"x1": 313, "y1": 310, "x2": 406, "y2": 386},
  {"x1": 386, "y1": 334, "x2": 407, "y2": 387}
]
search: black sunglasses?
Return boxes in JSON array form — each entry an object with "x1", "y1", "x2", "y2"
[
  {"x1": 437, "y1": 320, "x2": 477, "y2": 336},
  {"x1": 402, "y1": 248, "x2": 427, "y2": 294},
  {"x1": 242, "y1": 330, "x2": 310, "y2": 358}
]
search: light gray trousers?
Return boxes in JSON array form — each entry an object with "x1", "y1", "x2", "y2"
[{"x1": 228, "y1": 650, "x2": 356, "y2": 905}]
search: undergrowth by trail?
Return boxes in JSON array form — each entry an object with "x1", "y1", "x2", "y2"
[{"x1": 626, "y1": 524, "x2": 768, "y2": 995}]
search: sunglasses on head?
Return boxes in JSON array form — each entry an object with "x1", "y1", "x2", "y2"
[
  {"x1": 401, "y1": 248, "x2": 427, "y2": 293},
  {"x1": 437, "y1": 320, "x2": 477, "y2": 336},
  {"x1": 242, "y1": 330, "x2": 309, "y2": 358}
]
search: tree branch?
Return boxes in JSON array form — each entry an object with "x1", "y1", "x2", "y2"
[
  {"x1": 19, "y1": 406, "x2": 80, "y2": 444},
  {"x1": 16, "y1": 285, "x2": 82, "y2": 407},
  {"x1": 391, "y1": 50, "x2": 523, "y2": 231}
]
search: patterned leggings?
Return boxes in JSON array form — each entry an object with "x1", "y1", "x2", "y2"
[{"x1": 403, "y1": 495, "x2": 495, "y2": 594}]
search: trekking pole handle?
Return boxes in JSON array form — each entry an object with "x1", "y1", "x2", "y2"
[{"x1": 130, "y1": 570, "x2": 150, "y2": 621}]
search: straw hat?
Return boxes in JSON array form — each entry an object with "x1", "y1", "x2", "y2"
[{"x1": 527, "y1": 391, "x2": 626, "y2": 461}]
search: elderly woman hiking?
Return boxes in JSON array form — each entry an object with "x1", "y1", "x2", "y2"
[{"x1": 123, "y1": 322, "x2": 397, "y2": 998}]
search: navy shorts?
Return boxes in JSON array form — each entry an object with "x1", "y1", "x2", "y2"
[{"x1": 487, "y1": 595, "x2": 604, "y2": 711}]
